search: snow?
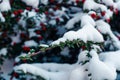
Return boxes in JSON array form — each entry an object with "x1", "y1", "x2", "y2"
[
  {"x1": 60, "y1": 47, "x2": 69, "y2": 56},
  {"x1": 96, "y1": 20, "x2": 120, "y2": 49},
  {"x1": 1, "y1": 59, "x2": 14, "y2": 80},
  {"x1": 0, "y1": 48, "x2": 7, "y2": 56},
  {"x1": 77, "y1": 24, "x2": 104, "y2": 43},
  {"x1": 91, "y1": 44, "x2": 102, "y2": 52},
  {"x1": 76, "y1": 50, "x2": 89, "y2": 64},
  {"x1": 14, "y1": 64, "x2": 70, "y2": 80},
  {"x1": 40, "y1": 0, "x2": 48, "y2": 5},
  {"x1": 14, "y1": 50, "x2": 89, "y2": 73},
  {"x1": 21, "y1": 10, "x2": 37, "y2": 18},
  {"x1": 51, "y1": 38, "x2": 66, "y2": 45},
  {"x1": 101, "y1": 0, "x2": 114, "y2": 6},
  {"x1": 10, "y1": 33, "x2": 21, "y2": 45},
  {"x1": 28, "y1": 28, "x2": 38, "y2": 38},
  {"x1": 32, "y1": 63, "x2": 76, "y2": 72},
  {"x1": 65, "y1": 13, "x2": 82, "y2": 29},
  {"x1": 88, "y1": 50, "x2": 117, "y2": 80},
  {"x1": 21, "y1": 0, "x2": 39, "y2": 8},
  {"x1": 15, "y1": 53, "x2": 27, "y2": 62},
  {"x1": 96, "y1": 20, "x2": 112, "y2": 34},
  {"x1": 24, "y1": 40, "x2": 38, "y2": 47},
  {"x1": 80, "y1": 14, "x2": 96, "y2": 27},
  {"x1": 0, "y1": 12, "x2": 5, "y2": 22},
  {"x1": 65, "y1": 13, "x2": 96, "y2": 29},
  {"x1": 53, "y1": 10, "x2": 69, "y2": 19},
  {"x1": 109, "y1": 32, "x2": 120, "y2": 49},
  {"x1": 52, "y1": 23, "x2": 104, "y2": 45},
  {"x1": 0, "y1": 0, "x2": 11, "y2": 12},
  {"x1": 115, "y1": 1, "x2": 120, "y2": 11},
  {"x1": 99, "y1": 50, "x2": 120, "y2": 71},
  {"x1": 83, "y1": 0, "x2": 107, "y2": 12},
  {"x1": 69, "y1": 64, "x2": 89, "y2": 80},
  {"x1": 39, "y1": 44, "x2": 49, "y2": 48},
  {"x1": 63, "y1": 31, "x2": 79, "y2": 41}
]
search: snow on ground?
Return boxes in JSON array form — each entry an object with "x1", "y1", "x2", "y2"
[{"x1": 1, "y1": 59, "x2": 14, "y2": 80}]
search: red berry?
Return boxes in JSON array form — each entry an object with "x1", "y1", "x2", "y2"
[
  {"x1": 106, "y1": 18, "x2": 110, "y2": 23},
  {"x1": 45, "y1": 11, "x2": 49, "y2": 15},
  {"x1": 13, "y1": 62, "x2": 17, "y2": 66},
  {"x1": 82, "y1": 0, "x2": 85, "y2": 3},
  {"x1": 23, "y1": 46, "x2": 30, "y2": 51},
  {"x1": 38, "y1": 36, "x2": 43, "y2": 40},
  {"x1": 20, "y1": 33, "x2": 26, "y2": 38},
  {"x1": 35, "y1": 30, "x2": 41, "y2": 34},
  {"x1": 35, "y1": 9, "x2": 39, "y2": 12},
  {"x1": 50, "y1": 0, "x2": 54, "y2": 3},
  {"x1": 54, "y1": 6, "x2": 59, "y2": 11},
  {"x1": 12, "y1": 42, "x2": 16, "y2": 46},
  {"x1": 42, "y1": 26, "x2": 46, "y2": 31},
  {"x1": 97, "y1": 29, "x2": 101, "y2": 33},
  {"x1": 13, "y1": 72, "x2": 19, "y2": 77},
  {"x1": 81, "y1": 46, "x2": 86, "y2": 50},
  {"x1": 40, "y1": 23, "x2": 46, "y2": 27},
  {"x1": 96, "y1": 15, "x2": 101, "y2": 19},
  {"x1": 18, "y1": 9, "x2": 23, "y2": 13},
  {"x1": 13, "y1": 11, "x2": 19, "y2": 16},
  {"x1": 117, "y1": 36, "x2": 120, "y2": 40},
  {"x1": 110, "y1": 6, "x2": 114, "y2": 11},
  {"x1": 16, "y1": 18, "x2": 20, "y2": 22},
  {"x1": 115, "y1": 9, "x2": 119, "y2": 15},
  {"x1": 26, "y1": 7, "x2": 31, "y2": 11},
  {"x1": 101, "y1": 11, "x2": 106, "y2": 16},
  {"x1": 1, "y1": 32, "x2": 7, "y2": 37},
  {"x1": 90, "y1": 13, "x2": 96, "y2": 19},
  {"x1": 76, "y1": 0, "x2": 80, "y2": 4},
  {"x1": 23, "y1": 59, "x2": 27, "y2": 63},
  {"x1": 56, "y1": 17, "x2": 60, "y2": 22}
]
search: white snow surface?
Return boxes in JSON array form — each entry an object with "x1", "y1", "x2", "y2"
[
  {"x1": 69, "y1": 64, "x2": 89, "y2": 80},
  {"x1": 0, "y1": 0, "x2": 11, "y2": 12},
  {"x1": 88, "y1": 50, "x2": 117, "y2": 80},
  {"x1": 65, "y1": 13, "x2": 82, "y2": 29},
  {"x1": 65, "y1": 13, "x2": 95, "y2": 29},
  {"x1": 77, "y1": 50, "x2": 89, "y2": 64},
  {"x1": 60, "y1": 47, "x2": 69, "y2": 56},
  {"x1": 83, "y1": 0, "x2": 107, "y2": 12},
  {"x1": 21, "y1": 0, "x2": 39, "y2": 8},
  {"x1": 32, "y1": 63, "x2": 76, "y2": 72},
  {"x1": 24, "y1": 40, "x2": 38, "y2": 47},
  {"x1": 0, "y1": 12, "x2": 5, "y2": 22},
  {"x1": 14, "y1": 64, "x2": 70, "y2": 80},
  {"x1": 0, "y1": 48, "x2": 7, "y2": 56},
  {"x1": 80, "y1": 14, "x2": 96, "y2": 27},
  {"x1": 96, "y1": 20, "x2": 112, "y2": 34},
  {"x1": 101, "y1": 0, "x2": 114, "y2": 6},
  {"x1": 40, "y1": 0, "x2": 48, "y2": 5},
  {"x1": 99, "y1": 50, "x2": 120, "y2": 71},
  {"x1": 51, "y1": 23, "x2": 104, "y2": 45}
]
